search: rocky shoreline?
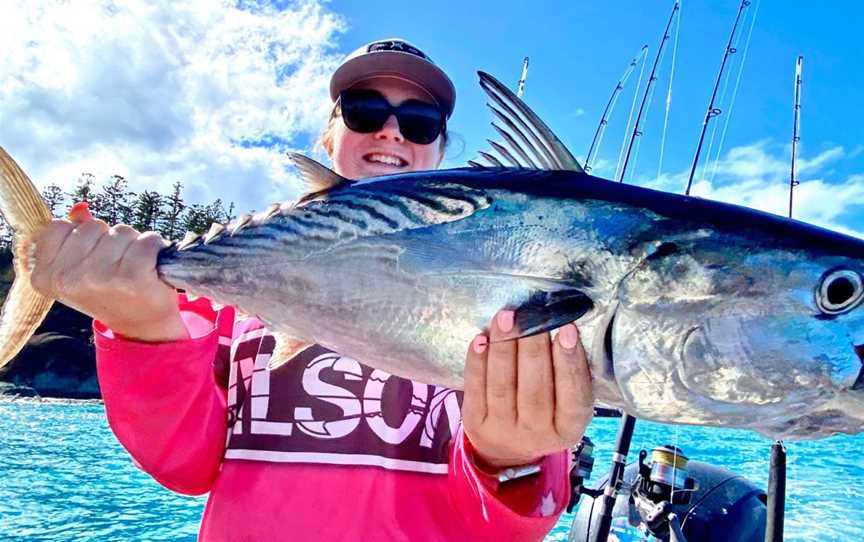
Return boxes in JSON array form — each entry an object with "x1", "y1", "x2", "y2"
[{"x1": 0, "y1": 385, "x2": 103, "y2": 403}]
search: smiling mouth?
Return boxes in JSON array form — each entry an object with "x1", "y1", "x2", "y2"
[{"x1": 364, "y1": 153, "x2": 408, "y2": 168}]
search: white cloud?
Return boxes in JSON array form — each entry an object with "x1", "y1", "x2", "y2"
[
  {"x1": 640, "y1": 141, "x2": 864, "y2": 238},
  {"x1": 797, "y1": 146, "x2": 845, "y2": 174},
  {"x1": 0, "y1": 0, "x2": 346, "y2": 213}
]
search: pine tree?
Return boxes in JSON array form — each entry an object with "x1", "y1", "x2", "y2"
[
  {"x1": 208, "y1": 198, "x2": 227, "y2": 224},
  {"x1": 132, "y1": 190, "x2": 164, "y2": 232},
  {"x1": 67, "y1": 173, "x2": 97, "y2": 213},
  {"x1": 181, "y1": 203, "x2": 214, "y2": 235},
  {"x1": 159, "y1": 181, "x2": 186, "y2": 240},
  {"x1": 182, "y1": 198, "x2": 234, "y2": 235},
  {"x1": 41, "y1": 184, "x2": 66, "y2": 217},
  {"x1": 95, "y1": 175, "x2": 135, "y2": 224}
]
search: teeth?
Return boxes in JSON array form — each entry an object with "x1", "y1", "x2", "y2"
[{"x1": 367, "y1": 153, "x2": 405, "y2": 167}]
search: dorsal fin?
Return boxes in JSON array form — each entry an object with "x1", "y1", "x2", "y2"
[
  {"x1": 472, "y1": 71, "x2": 584, "y2": 172},
  {"x1": 287, "y1": 153, "x2": 352, "y2": 202}
]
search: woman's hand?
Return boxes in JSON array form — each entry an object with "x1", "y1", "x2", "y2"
[
  {"x1": 26, "y1": 203, "x2": 188, "y2": 342},
  {"x1": 462, "y1": 310, "x2": 594, "y2": 469}
]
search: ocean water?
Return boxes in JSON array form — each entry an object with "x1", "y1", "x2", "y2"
[{"x1": 1, "y1": 399, "x2": 862, "y2": 541}]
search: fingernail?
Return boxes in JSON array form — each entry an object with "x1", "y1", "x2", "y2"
[
  {"x1": 496, "y1": 310, "x2": 514, "y2": 333},
  {"x1": 559, "y1": 324, "x2": 579, "y2": 350},
  {"x1": 472, "y1": 335, "x2": 488, "y2": 354},
  {"x1": 68, "y1": 202, "x2": 93, "y2": 223}
]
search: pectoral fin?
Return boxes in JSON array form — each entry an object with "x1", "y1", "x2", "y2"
[
  {"x1": 510, "y1": 288, "x2": 594, "y2": 338},
  {"x1": 268, "y1": 331, "x2": 314, "y2": 371}
]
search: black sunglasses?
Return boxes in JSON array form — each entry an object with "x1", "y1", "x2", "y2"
[{"x1": 338, "y1": 89, "x2": 445, "y2": 145}]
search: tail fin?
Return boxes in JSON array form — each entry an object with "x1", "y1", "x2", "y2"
[{"x1": 0, "y1": 147, "x2": 54, "y2": 370}]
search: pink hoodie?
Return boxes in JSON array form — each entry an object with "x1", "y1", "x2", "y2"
[{"x1": 95, "y1": 295, "x2": 570, "y2": 541}]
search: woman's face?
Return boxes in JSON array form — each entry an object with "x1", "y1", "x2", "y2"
[{"x1": 326, "y1": 77, "x2": 444, "y2": 179}]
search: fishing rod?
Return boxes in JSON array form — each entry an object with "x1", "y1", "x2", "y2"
[
  {"x1": 789, "y1": 55, "x2": 803, "y2": 218},
  {"x1": 765, "y1": 441, "x2": 787, "y2": 541},
  {"x1": 765, "y1": 57, "x2": 799, "y2": 542},
  {"x1": 613, "y1": 49, "x2": 648, "y2": 182},
  {"x1": 705, "y1": 0, "x2": 760, "y2": 187},
  {"x1": 685, "y1": 0, "x2": 753, "y2": 195},
  {"x1": 516, "y1": 57, "x2": 529, "y2": 98},
  {"x1": 590, "y1": 414, "x2": 637, "y2": 542},
  {"x1": 617, "y1": 0, "x2": 680, "y2": 183},
  {"x1": 584, "y1": 45, "x2": 649, "y2": 174},
  {"x1": 656, "y1": 0, "x2": 683, "y2": 181}
]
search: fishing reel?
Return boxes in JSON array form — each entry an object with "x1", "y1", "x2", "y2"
[
  {"x1": 631, "y1": 445, "x2": 698, "y2": 538},
  {"x1": 567, "y1": 436, "x2": 600, "y2": 512},
  {"x1": 569, "y1": 427, "x2": 767, "y2": 542}
]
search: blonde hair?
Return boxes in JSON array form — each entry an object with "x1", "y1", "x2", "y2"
[{"x1": 318, "y1": 101, "x2": 448, "y2": 158}]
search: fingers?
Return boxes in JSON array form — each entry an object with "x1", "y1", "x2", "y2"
[
  {"x1": 30, "y1": 202, "x2": 97, "y2": 286},
  {"x1": 462, "y1": 335, "x2": 489, "y2": 429},
  {"x1": 121, "y1": 231, "x2": 172, "y2": 289},
  {"x1": 16, "y1": 200, "x2": 181, "y2": 333},
  {"x1": 51, "y1": 219, "x2": 109, "y2": 296},
  {"x1": 27, "y1": 202, "x2": 166, "y2": 306},
  {"x1": 516, "y1": 330, "x2": 555, "y2": 426},
  {"x1": 120, "y1": 231, "x2": 167, "y2": 273},
  {"x1": 462, "y1": 313, "x2": 595, "y2": 468},
  {"x1": 30, "y1": 219, "x2": 76, "y2": 285},
  {"x1": 552, "y1": 323, "x2": 594, "y2": 439},
  {"x1": 89, "y1": 225, "x2": 140, "y2": 279},
  {"x1": 31, "y1": 218, "x2": 108, "y2": 298},
  {"x1": 485, "y1": 310, "x2": 518, "y2": 422}
]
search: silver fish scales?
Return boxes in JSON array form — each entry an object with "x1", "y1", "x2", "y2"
[{"x1": 1, "y1": 72, "x2": 863, "y2": 440}]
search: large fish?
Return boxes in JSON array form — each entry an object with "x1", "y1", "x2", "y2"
[{"x1": 1, "y1": 73, "x2": 862, "y2": 440}]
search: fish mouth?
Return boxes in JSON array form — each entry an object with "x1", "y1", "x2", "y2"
[{"x1": 853, "y1": 344, "x2": 864, "y2": 391}]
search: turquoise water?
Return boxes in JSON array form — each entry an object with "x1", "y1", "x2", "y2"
[{"x1": 1, "y1": 399, "x2": 862, "y2": 541}]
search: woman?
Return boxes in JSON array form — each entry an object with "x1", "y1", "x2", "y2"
[{"x1": 30, "y1": 39, "x2": 594, "y2": 541}]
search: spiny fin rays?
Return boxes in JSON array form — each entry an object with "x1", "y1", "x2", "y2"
[
  {"x1": 177, "y1": 231, "x2": 201, "y2": 250},
  {"x1": 487, "y1": 139, "x2": 521, "y2": 167},
  {"x1": 491, "y1": 123, "x2": 539, "y2": 168},
  {"x1": 488, "y1": 105, "x2": 552, "y2": 168},
  {"x1": 175, "y1": 155, "x2": 350, "y2": 253},
  {"x1": 471, "y1": 71, "x2": 584, "y2": 173},
  {"x1": 228, "y1": 213, "x2": 253, "y2": 236},
  {"x1": 0, "y1": 146, "x2": 56, "y2": 370},
  {"x1": 202, "y1": 223, "x2": 226, "y2": 245},
  {"x1": 178, "y1": 201, "x2": 286, "y2": 251}
]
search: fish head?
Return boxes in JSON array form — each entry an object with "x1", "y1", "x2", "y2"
[{"x1": 611, "y1": 233, "x2": 864, "y2": 439}]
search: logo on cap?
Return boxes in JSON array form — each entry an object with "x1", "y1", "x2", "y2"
[{"x1": 367, "y1": 40, "x2": 430, "y2": 61}]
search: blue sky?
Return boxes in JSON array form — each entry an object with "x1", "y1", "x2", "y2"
[
  {"x1": 335, "y1": 0, "x2": 863, "y2": 174},
  {"x1": 1, "y1": 0, "x2": 862, "y2": 234},
  {"x1": 336, "y1": 0, "x2": 864, "y2": 234}
]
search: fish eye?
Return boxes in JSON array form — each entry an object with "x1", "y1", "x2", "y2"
[{"x1": 817, "y1": 270, "x2": 864, "y2": 314}]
